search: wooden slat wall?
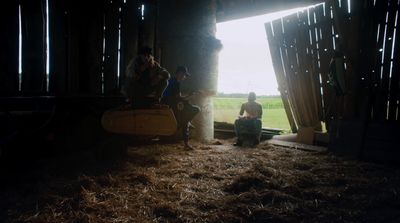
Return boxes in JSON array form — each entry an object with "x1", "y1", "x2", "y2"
[
  {"x1": 20, "y1": 0, "x2": 46, "y2": 95},
  {"x1": 389, "y1": 3, "x2": 400, "y2": 121},
  {"x1": 139, "y1": 0, "x2": 157, "y2": 51},
  {"x1": 76, "y1": 0, "x2": 104, "y2": 95},
  {"x1": 265, "y1": 22, "x2": 297, "y2": 133},
  {"x1": 369, "y1": 0, "x2": 400, "y2": 122},
  {"x1": 1, "y1": 0, "x2": 141, "y2": 97},
  {"x1": 103, "y1": 0, "x2": 120, "y2": 95},
  {"x1": 318, "y1": 3, "x2": 335, "y2": 127},
  {"x1": 120, "y1": 0, "x2": 139, "y2": 91},
  {"x1": 266, "y1": 3, "x2": 339, "y2": 129},
  {"x1": 49, "y1": 0, "x2": 68, "y2": 95},
  {"x1": 266, "y1": 0, "x2": 400, "y2": 129},
  {"x1": 0, "y1": 2, "x2": 19, "y2": 96}
]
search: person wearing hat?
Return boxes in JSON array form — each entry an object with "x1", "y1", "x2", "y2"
[
  {"x1": 122, "y1": 46, "x2": 170, "y2": 108},
  {"x1": 234, "y1": 92, "x2": 263, "y2": 147},
  {"x1": 162, "y1": 66, "x2": 200, "y2": 150}
]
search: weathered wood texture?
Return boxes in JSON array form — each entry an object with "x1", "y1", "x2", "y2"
[
  {"x1": 266, "y1": 4, "x2": 332, "y2": 131},
  {"x1": 120, "y1": 0, "x2": 139, "y2": 91},
  {"x1": 103, "y1": 0, "x2": 120, "y2": 95},
  {"x1": 2, "y1": 0, "x2": 141, "y2": 97},
  {"x1": 0, "y1": 2, "x2": 19, "y2": 96},
  {"x1": 49, "y1": 0, "x2": 68, "y2": 95},
  {"x1": 266, "y1": 0, "x2": 400, "y2": 132},
  {"x1": 20, "y1": 0, "x2": 46, "y2": 95}
]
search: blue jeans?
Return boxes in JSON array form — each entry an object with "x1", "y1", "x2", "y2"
[{"x1": 234, "y1": 118, "x2": 262, "y2": 144}]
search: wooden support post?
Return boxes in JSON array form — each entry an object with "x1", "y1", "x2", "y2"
[
  {"x1": 120, "y1": 0, "x2": 139, "y2": 91},
  {"x1": 104, "y1": 0, "x2": 120, "y2": 95},
  {"x1": 49, "y1": 0, "x2": 68, "y2": 95}
]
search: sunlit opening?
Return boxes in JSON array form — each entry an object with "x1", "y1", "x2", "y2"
[
  {"x1": 215, "y1": 8, "x2": 307, "y2": 130},
  {"x1": 18, "y1": 4, "x2": 22, "y2": 91},
  {"x1": 216, "y1": 8, "x2": 306, "y2": 96},
  {"x1": 46, "y1": 0, "x2": 50, "y2": 92}
]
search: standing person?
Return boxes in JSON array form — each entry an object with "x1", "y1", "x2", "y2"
[
  {"x1": 234, "y1": 92, "x2": 263, "y2": 147},
  {"x1": 122, "y1": 46, "x2": 170, "y2": 108},
  {"x1": 162, "y1": 66, "x2": 200, "y2": 150}
]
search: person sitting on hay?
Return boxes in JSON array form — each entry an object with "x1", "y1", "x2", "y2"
[{"x1": 234, "y1": 92, "x2": 263, "y2": 147}]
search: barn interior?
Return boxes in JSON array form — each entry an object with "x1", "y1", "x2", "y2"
[{"x1": 1, "y1": 0, "x2": 400, "y2": 222}]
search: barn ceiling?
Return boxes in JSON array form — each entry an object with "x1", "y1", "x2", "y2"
[{"x1": 217, "y1": 0, "x2": 324, "y2": 22}]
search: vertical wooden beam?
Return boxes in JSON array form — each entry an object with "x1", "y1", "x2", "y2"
[
  {"x1": 49, "y1": 0, "x2": 68, "y2": 95},
  {"x1": 139, "y1": 0, "x2": 157, "y2": 50},
  {"x1": 319, "y1": 3, "x2": 335, "y2": 127},
  {"x1": 78, "y1": 0, "x2": 104, "y2": 95},
  {"x1": 120, "y1": 0, "x2": 139, "y2": 91},
  {"x1": 103, "y1": 0, "x2": 120, "y2": 95},
  {"x1": 0, "y1": 1, "x2": 19, "y2": 96},
  {"x1": 388, "y1": 2, "x2": 400, "y2": 121},
  {"x1": 381, "y1": 0, "x2": 398, "y2": 120},
  {"x1": 20, "y1": 0, "x2": 46, "y2": 95},
  {"x1": 61, "y1": 0, "x2": 104, "y2": 95},
  {"x1": 371, "y1": 0, "x2": 388, "y2": 121}
]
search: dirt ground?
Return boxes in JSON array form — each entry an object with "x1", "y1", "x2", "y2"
[{"x1": 1, "y1": 139, "x2": 400, "y2": 223}]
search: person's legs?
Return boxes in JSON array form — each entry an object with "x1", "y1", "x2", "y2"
[
  {"x1": 182, "y1": 121, "x2": 193, "y2": 150},
  {"x1": 184, "y1": 103, "x2": 200, "y2": 124},
  {"x1": 251, "y1": 119, "x2": 262, "y2": 146},
  {"x1": 153, "y1": 79, "x2": 169, "y2": 101},
  {"x1": 234, "y1": 119, "x2": 243, "y2": 146},
  {"x1": 181, "y1": 103, "x2": 200, "y2": 149}
]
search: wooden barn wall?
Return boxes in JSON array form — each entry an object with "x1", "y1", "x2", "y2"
[
  {"x1": 1, "y1": 0, "x2": 143, "y2": 97},
  {"x1": 266, "y1": 0, "x2": 400, "y2": 133},
  {"x1": 265, "y1": 3, "x2": 337, "y2": 131},
  {"x1": 367, "y1": 0, "x2": 400, "y2": 122},
  {"x1": 20, "y1": 0, "x2": 46, "y2": 95},
  {"x1": 0, "y1": 2, "x2": 19, "y2": 96}
]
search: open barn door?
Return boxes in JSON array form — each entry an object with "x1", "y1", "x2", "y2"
[{"x1": 264, "y1": 3, "x2": 342, "y2": 133}]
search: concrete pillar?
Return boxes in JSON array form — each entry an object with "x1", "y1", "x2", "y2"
[{"x1": 157, "y1": 0, "x2": 220, "y2": 141}]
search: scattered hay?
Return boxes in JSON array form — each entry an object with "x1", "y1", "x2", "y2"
[{"x1": 2, "y1": 139, "x2": 400, "y2": 222}]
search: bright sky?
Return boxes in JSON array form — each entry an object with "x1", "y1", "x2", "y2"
[{"x1": 216, "y1": 8, "x2": 308, "y2": 96}]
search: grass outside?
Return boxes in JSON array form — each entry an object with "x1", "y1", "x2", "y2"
[{"x1": 213, "y1": 97, "x2": 291, "y2": 131}]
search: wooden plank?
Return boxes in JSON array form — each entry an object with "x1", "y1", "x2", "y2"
[
  {"x1": 314, "y1": 5, "x2": 331, "y2": 123},
  {"x1": 265, "y1": 22, "x2": 297, "y2": 133},
  {"x1": 299, "y1": 6, "x2": 322, "y2": 130},
  {"x1": 139, "y1": 1, "x2": 157, "y2": 50},
  {"x1": 0, "y1": 2, "x2": 19, "y2": 96},
  {"x1": 64, "y1": 0, "x2": 104, "y2": 95},
  {"x1": 65, "y1": 0, "x2": 80, "y2": 94},
  {"x1": 318, "y1": 4, "x2": 335, "y2": 126},
  {"x1": 120, "y1": 0, "x2": 139, "y2": 92},
  {"x1": 380, "y1": 0, "x2": 397, "y2": 120},
  {"x1": 49, "y1": 0, "x2": 68, "y2": 95},
  {"x1": 20, "y1": 0, "x2": 46, "y2": 95},
  {"x1": 267, "y1": 139, "x2": 328, "y2": 153},
  {"x1": 286, "y1": 13, "x2": 311, "y2": 127},
  {"x1": 79, "y1": 0, "x2": 103, "y2": 95},
  {"x1": 295, "y1": 8, "x2": 319, "y2": 128},
  {"x1": 274, "y1": 18, "x2": 302, "y2": 129},
  {"x1": 388, "y1": 2, "x2": 400, "y2": 121},
  {"x1": 103, "y1": 0, "x2": 120, "y2": 95},
  {"x1": 357, "y1": 0, "x2": 379, "y2": 121},
  {"x1": 371, "y1": 0, "x2": 388, "y2": 121}
]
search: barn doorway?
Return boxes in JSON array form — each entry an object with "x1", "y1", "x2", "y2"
[{"x1": 214, "y1": 8, "x2": 305, "y2": 132}]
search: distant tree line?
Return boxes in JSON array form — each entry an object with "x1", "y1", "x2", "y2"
[{"x1": 216, "y1": 92, "x2": 281, "y2": 98}]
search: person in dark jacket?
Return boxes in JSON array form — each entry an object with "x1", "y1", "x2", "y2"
[
  {"x1": 162, "y1": 66, "x2": 200, "y2": 150},
  {"x1": 122, "y1": 46, "x2": 170, "y2": 108}
]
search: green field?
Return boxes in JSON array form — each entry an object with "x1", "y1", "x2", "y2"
[{"x1": 213, "y1": 97, "x2": 291, "y2": 131}]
